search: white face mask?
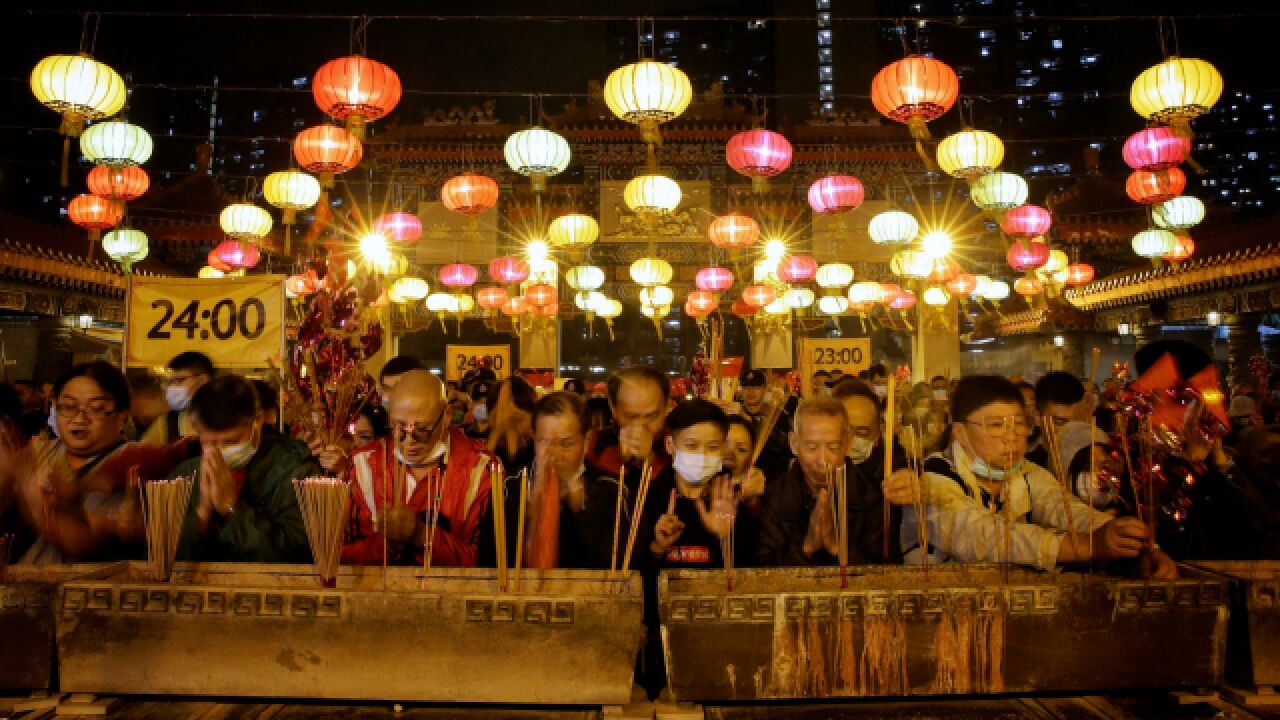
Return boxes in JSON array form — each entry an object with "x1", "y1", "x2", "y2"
[
  {"x1": 220, "y1": 440, "x2": 256, "y2": 469},
  {"x1": 396, "y1": 440, "x2": 447, "y2": 468},
  {"x1": 472, "y1": 403, "x2": 488, "y2": 422},
  {"x1": 872, "y1": 384, "x2": 887, "y2": 398},
  {"x1": 166, "y1": 385, "x2": 192, "y2": 412},
  {"x1": 933, "y1": 389, "x2": 948, "y2": 401},
  {"x1": 847, "y1": 435, "x2": 874, "y2": 464},
  {"x1": 673, "y1": 451, "x2": 722, "y2": 485},
  {"x1": 381, "y1": 394, "x2": 392, "y2": 409}
]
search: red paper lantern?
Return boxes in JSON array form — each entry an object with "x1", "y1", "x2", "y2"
[
  {"x1": 312, "y1": 56, "x2": 401, "y2": 128},
  {"x1": 489, "y1": 256, "x2": 530, "y2": 284},
  {"x1": 1007, "y1": 240, "x2": 1051, "y2": 271},
  {"x1": 1064, "y1": 263, "x2": 1095, "y2": 286},
  {"x1": 293, "y1": 125, "x2": 363, "y2": 180},
  {"x1": 286, "y1": 274, "x2": 318, "y2": 296},
  {"x1": 207, "y1": 250, "x2": 233, "y2": 273},
  {"x1": 67, "y1": 193, "x2": 122, "y2": 236},
  {"x1": 687, "y1": 290, "x2": 718, "y2": 314},
  {"x1": 926, "y1": 257, "x2": 960, "y2": 284},
  {"x1": 731, "y1": 299, "x2": 760, "y2": 318},
  {"x1": 439, "y1": 262, "x2": 478, "y2": 289},
  {"x1": 946, "y1": 272, "x2": 978, "y2": 296},
  {"x1": 777, "y1": 254, "x2": 818, "y2": 284},
  {"x1": 695, "y1": 266, "x2": 734, "y2": 292},
  {"x1": 501, "y1": 296, "x2": 527, "y2": 316},
  {"x1": 726, "y1": 129, "x2": 793, "y2": 179},
  {"x1": 525, "y1": 283, "x2": 557, "y2": 306},
  {"x1": 476, "y1": 286, "x2": 509, "y2": 309},
  {"x1": 1014, "y1": 276, "x2": 1043, "y2": 296},
  {"x1": 1001, "y1": 204, "x2": 1052, "y2": 239},
  {"x1": 212, "y1": 240, "x2": 260, "y2": 270},
  {"x1": 708, "y1": 213, "x2": 759, "y2": 250},
  {"x1": 86, "y1": 166, "x2": 149, "y2": 202},
  {"x1": 373, "y1": 212, "x2": 422, "y2": 244},
  {"x1": 440, "y1": 173, "x2": 499, "y2": 215},
  {"x1": 878, "y1": 282, "x2": 902, "y2": 304},
  {"x1": 888, "y1": 290, "x2": 916, "y2": 311},
  {"x1": 684, "y1": 299, "x2": 710, "y2": 320},
  {"x1": 1165, "y1": 233, "x2": 1195, "y2": 261},
  {"x1": 742, "y1": 284, "x2": 777, "y2": 308},
  {"x1": 807, "y1": 174, "x2": 865, "y2": 215},
  {"x1": 1126, "y1": 168, "x2": 1186, "y2": 205},
  {"x1": 870, "y1": 56, "x2": 959, "y2": 126},
  {"x1": 536, "y1": 302, "x2": 559, "y2": 318},
  {"x1": 1122, "y1": 127, "x2": 1190, "y2": 171}
]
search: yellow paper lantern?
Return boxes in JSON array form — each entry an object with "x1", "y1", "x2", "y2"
[
  {"x1": 102, "y1": 227, "x2": 148, "y2": 267},
  {"x1": 890, "y1": 250, "x2": 932, "y2": 278},
  {"x1": 504, "y1": 127, "x2": 571, "y2": 192},
  {"x1": 565, "y1": 264, "x2": 605, "y2": 291},
  {"x1": 630, "y1": 257, "x2": 672, "y2": 286},
  {"x1": 753, "y1": 258, "x2": 779, "y2": 283},
  {"x1": 263, "y1": 170, "x2": 321, "y2": 224},
  {"x1": 596, "y1": 298, "x2": 623, "y2": 319},
  {"x1": 1042, "y1": 249, "x2": 1069, "y2": 274},
  {"x1": 868, "y1": 210, "x2": 919, "y2": 245},
  {"x1": 984, "y1": 280, "x2": 1011, "y2": 300},
  {"x1": 847, "y1": 281, "x2": 883, "y2": 305},
  {"x1": 80, "y1": 120, "x2": 153, "y2": 168},
  {"x1": 818, "y1": 296, "x2": 849, "y2": 315},
  {"x1": 603, "y1": 60, "x2": 692, "y2": 143},
  {"x1": 454, "y1": 294, "x2": 476, "y2": 314},
  {"x1": 575, "y1": 290, "x2": 608, "y2": 312},
  {"x1": 1132, "y1": 228, "x2": 1178, "y2": 258},
  {"x1": 198, "y1": 266, "x2": 225, "y2": 279},
  {"x1": 390, "y1": 276, "x2": 430, "y2": 303},
  {"x1": 547, "y1": 213, "x2": 600, "y2": 247},
  {"x1": 426, "y1": 292, "x2": 457, "y2": 314},
  {"x1": 815, "y1": 262, "x2": 854, "y2": 289},
  {"x1": 30, "y1": 54, "x2": 127, "y2": 136},
  {"x1": 1153, "y1": 195, "x2": 1206, "y2": 230},
  {"x1": 784, "y1": 287, "x2": 815, "y2": 308},
  {"x1": 936, "y1": 128, "x2": 1004, "y2": 179},
  {"x1": 219, "y1": 203, "x2": 273, "y2": 240},
  {"x1": 624, "y1": 174, "x2": 681, "y2": 215},
  {"x1": 923, "y1": 286, "x2": 951, "y2": 306},
  {"x1": 1130, "y1": 57, "x2": 1223, "y2": 124},
  {"x1": 969, "y1": 172, "x2": 1028, "y2": 211},
  {"x1": 764, "y1": 298, "x2": 790, "y2": 316},
  {"x1": 640, "y1": 285, "x2": 675, "y2": 307}
]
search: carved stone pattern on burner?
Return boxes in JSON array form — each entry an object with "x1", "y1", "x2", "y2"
[
  {"x1": 1113, "y1": 581, "x2": 1225, "y2": 614},
  {"x1": 665, "y1": 587, "x2": 1065, "y2": 623},
  {"x1": 463, "y1": 597, "x2": 576, "y2": 624},
  {"x1": 1250, "y1": 582, "x2": 1278, "y2": 609},
  {"x1": 1, "y1": 586, "x2": 51, "y2": 611},
  {"x1": 59, "y1": 585, "x2": 344, "y2": 620}
]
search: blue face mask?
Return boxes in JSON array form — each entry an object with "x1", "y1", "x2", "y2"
[{"x1": 969, "y1": 455, "x2": 1025, "y2": 481}]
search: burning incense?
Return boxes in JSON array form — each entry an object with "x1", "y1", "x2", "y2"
[
  {"x1": 513, "y1": 468, "x2": 529, "y2": 592},
  {"x1": 905, "y1": 426, "x2": 930, "y2": 579},
  {"x1": 882, "y1": 374, "x2": 896, "y2": 560},
  {"x1": 139, "y1": 475, "x2": 196, "y2": 582},
  {"x1": 836, "y1": 464, "x2": 849, "y2": 588},
  {"x1": 292, "y1": 476, "x2": 350, "y2": 588},
  {"x1": 1040, "y1": 416, "x2": 1080, "y2": 561},
  {"x1": 610, "y1": 466, "x2": 626, "y2": 573},
  {"x1": 748, "y1": 393, "x2": 788, "y2": 469},
  {"x1": 489, "y1": 463, "x2": 508, "y2": 592},
  {"x1": 421, "y1": 467, "x2": 444, "y2": 588},
  {"x1": 619, "y1": 461, "x2": 653, "y2": 578}
]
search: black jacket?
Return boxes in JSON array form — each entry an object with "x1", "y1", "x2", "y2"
[{"x1": 756, "y1": 459, "x2": 897, "y2": 566}]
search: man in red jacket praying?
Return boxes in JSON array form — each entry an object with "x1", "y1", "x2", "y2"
[{"x1": 340, "y1": 369, "x2": 492, "y2": 567}]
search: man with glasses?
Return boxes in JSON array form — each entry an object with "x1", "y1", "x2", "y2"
[
  {"x1": 140, "y1": 352, "x2": 214, "y2": 447},
  {"x1": 340, "y1": 369, "x2": 493, "y2": 567},
  {"x1": 587, "y1": 367, "x2": 672, "y2": 486}
]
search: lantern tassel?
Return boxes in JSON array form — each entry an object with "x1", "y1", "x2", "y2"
[
  {"x1": 907, "y1": 117, "x2": 937, "y2": 171},
  {"x1": 1169, "y1": 118, "x2": 1207, "y2": 174}
]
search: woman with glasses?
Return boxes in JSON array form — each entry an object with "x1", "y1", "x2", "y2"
[{"x1": 900, "y1": 374, "x2": 1177, "y2": 577}]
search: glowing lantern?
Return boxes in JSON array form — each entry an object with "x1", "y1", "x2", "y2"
[
  {"x1": 477, "y1": 286, "x2": 509, "y2": 310},
  {"x1": 819, "y1": 296, "x2": 849, "y2": 315},
  {"x1": 207, "y1": 250, "x2": 233, "y2": 273},
  {"x1": 597, "y1": 298, "x2": 623, "y2": 319},
  {"x1": 923, "y1": 286, "x2": 951, "y2": 306},
  {"x1": 1013, "y1": 277, "x2": 1043, "y2": 296},
  {"x1": 603, "y1": 60, "x2": 692, "y2": 144},
  {"x1": 777, "y1": 254, "x2": 818, "y2": 284},
  {"x1": 489, "y1": 256, "x2": 530, "y2": 284},
  {"x1": 1132, "y1": 229, "x2": 1178, "y2": 258},
  {"x1": 936, "y1": 129, "x2": 1004, "y2": 178},
  {"x1": 969, "y1": 172, "x2": 1028, "y2": 211},
  {"x1": 946, "y1": 273, "x2": 977, "y2": 296},
  {"x1": 455, "y1": 295, "x2": 477, "y2": 314},
  {"x1": 426, "y1": 292, "x2": 457, "y2": 314},
  {"x1": 373, "y1": 212, "x2": 422, "y2": 244},
  {"x1": 731, "y1": 299, "x2": 760, "y2": 318},
  {"x1": 67, "y1": 193, "x2": 122, "y2": 241},
  {"x1": 629, "y1": 257, "x2": 672, "y2": 286},
  {"x1": 1165, "y1": 233, "x2": 1195, "y2": 261},
  {"x1": 504, "y1": 127, "x2": 571, "y2": 193},
  {"x1": 440, "y1": 173, "x2": 499, "y2": 215},
  {"x1": 1122, "y1": 127, "x2": 1190, "y2": 171},
  {"x1": 687, "y1": 290, "x2": 718, "y2": 315},
  {"x1": 726, "y1": 129, "x2": 793, "y2": 191},
  {"x1": 985, "y1": 280, "x2": 1011, "y2": 301},
  {"x1": 102, "y1": 227, "x2": 148, "y2": 268},
  {"x1": 971, "y1": 275, "x2": 993, "y2": 298},
  {"x1": 926, "y1": 257, "x2": 960, "y2": 284},
  {"x1": 1002, "y1": 204, "x2": 1051, "y2": 239},
  {"x1": 500, "y1": 295, "x2": 527, "y2": 317},
  {"x1": 390, "y1": 276, "x2": 430, "y2": 303},
  {"x1": 30, "y1": 54, "x2": 126, "y2": 136},
  {"x1": 200, "y1": 266, "x2": 226, "y2": 280},
  {"x1": 527, "y1": 257, "x2": 558, "y2": 285},
  {"x1": 1153, "y1": 195, "x2": 1205, "y2": 230},
  {"x1": 890, "y1": 249, "x2": 933, "y2": 279},
  {"x1": 80, "y1": 121, "x2": 152, "y2": 168},
  {"x1": 920, "y1": 230, "x2": 952, "y2": 258},
  {"x1": 439, "y1": 263, "x2": 478, "y2": 289},
  {"x1": 889, "y1": 290, "x2": 917, "y2": 311},
  {"x1": 576, "y1": 291, "x2": 607, "y2": 313},
  {"x1": 879, "y1": 282, "x2": 902, "y2": 302},
  {"x1": 784, "y1": 287, "x2": 815, "y2": 309},
  {"x1": 640, "y1": 285, "x2": 675, "y2": 308},
  {"x1": 525, "y1": 284, "x2": 558, "y2": 307},
  {"x1": 764, "y1": 298, "x2": 790, "y2": 316},
  {"x1": 807, "y1": 175, "x2": 865, "y2": 215},
  {"x1": 312, "y1": 55, "x2": 401, "y2": 139},
  {"x1": 285, "y1": 274, "x2": 318, "y2": 296},
  {"x1": 753, "y1": 258, "x2": 779, "y2": 283},
  {"x1": 869, "y1": 210, "x2": 919, "y2": 245},
  {"x1": 212, "y1": 240, "x2": 260, "y2": 270},
  {"x1": 1007, "y1": 241, "x2": 1050, "y2": 271},
  {"x1": 1126, "y1": 168, "x2": 1186, "y2": 205},
  {"x1": 815, "y1": 263, "x2": 854, "y2": 290},
  {"x1": 220, "y1": 203, "x2": 273, "y2": 240},
  {"x1": 624, "y1": 174, "x2": 682, "y2": 215},
  {"x1": 1130, "y1": 57, "x2": 1223, "y2": 137},
  {"x1": 848, "y1": 282, "x2": 883, "y2": 305},
  {"x1": 870, "y1": 56, "x2": 959, "y2": 145},
  {"x1": 293, "y1": 125, "x2": 363, "y2": 188},
  {"x1": 742, "y1": 284, "x2": 777, "y2": 308},
  {"x1": 1065, "y1": 263, "x2": 1095, "y2": 286},
  {"x1": 565, "y1": 265, "x2": 605, "y2": 292},
  {"x1": 696, "y1": 266, "x2": 735, "y2": 292},
  {"x1": 86, "y1": 166, "x2": 148, "y2": 202},
  {"x1": 708, "y1": 213, "x2": 759, "y2": 250},
  {"x1": 263, "y1": 170, "x2": 321, "y2": 224},
  {"x1": 1041, "y1": 250, "x2": 1069, "y2": 276},
  {"x1": 548, "y1": 213, "x2": 600, "y2": 248}
]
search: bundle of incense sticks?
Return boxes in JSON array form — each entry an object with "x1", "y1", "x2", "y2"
[
  {"x1": 748, "y1": 392, "x2": 789, "y2": 470},
  {"x1": 489, "y1": 463, "x2": 508, "y2": 592},
  {"x1": 513, "y1": 468, "x2": 529, "y2": 592},
  {"x1": 618, "y1": 460, "x2": 654, "y2": 579},
  {"x1": 420, "y1": 466, "x2": 445, "y2": 588},
  {"x1": 904, "y1": 426, "x2": 930, "y2": 579},
  {"x1": 292, "y1": 476, "x2": 350, "y2": 588},
  {"x1": 610, "y1": 466, "x2": 627, "y2": 573},
  {"x1": 1040, "y1": 416, "x2": 1081, "y2": 561},
  {"x1": 719, "y1": 476, "x2": 738, "y2": 591},
  {"x1": 140, "y1": 475, "x2": 196, "y2": 582},
  {"x1": 830, "y1": 464, "x2": 849, "y2": 588},
  {"x1": 708, "y1": 316, "x2": 724, "y2": 400},
  {"x1": 882, "y1": 374, "x2": 896, "y2": 561}
]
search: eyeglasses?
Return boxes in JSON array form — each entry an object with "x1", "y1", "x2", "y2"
[
  {"x1": 393, "y1": 408, "x2": 446, "y2": 444},
  {"x1": 965, "y1": 415, "x2": 1032, "y2": 438},
  {"x1": 55, "y1": 400, "x2": 116, "y2": 421},
  {"x1": 163, "y1": 373, "x2": 200, "y2": 388}
]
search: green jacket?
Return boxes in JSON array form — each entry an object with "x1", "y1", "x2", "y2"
[{"x1": 173, "y1": 434, "x2": 318, "y2": 563}]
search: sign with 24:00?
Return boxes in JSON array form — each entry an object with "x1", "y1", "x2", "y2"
[{"x1": 126, "y1": 275, "x2": 285, "y2": 369}]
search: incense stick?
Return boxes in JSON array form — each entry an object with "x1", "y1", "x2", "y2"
[
  {"x1": 292, "y1": 475, "x2": 350, "y2": 588},
  {"x1": 610, "y1": 466, "x2": 626, "y2": 573},
  {"x1": 905, "y1": 426, "x2": 930, "y2": 580},
  {"x1": 748, "y1": 393, "x2": 787, "y2": 469},
  {"x1": 513, "y1": 467, "x2": 529, "y2": 592},
  {"x1": 837, "y1": 464, "x2": 849, "y2": 588},
  {"x1": 139, "y1": 475, "x2": 196, "y2": 582},
  {"x1": 490, "y1": 463, "x2": 508, "y2": 592},
  {"x1": 421, "y1": 467, "x2": 444, "y2": 589},
  {"x1": 1040, "y1": 416, "x2": 1080, "y2": 561},
  {"x1": 883, "y1": 374, "x2": 896, "y2": 561},
  {"x1": 619, "y1": 462, "x2": 653, "y2": 578}
]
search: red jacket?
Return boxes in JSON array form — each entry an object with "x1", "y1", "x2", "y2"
[{"x1": 340, "y1": 429, "x2": 493, "y2": 567}]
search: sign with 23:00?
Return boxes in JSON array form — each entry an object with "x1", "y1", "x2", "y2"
[{"x1": 126, "y1": 275, "x2": 285, "y2": 369}]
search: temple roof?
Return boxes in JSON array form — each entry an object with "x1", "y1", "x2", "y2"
[{"x1": 0, "y1": 210, "x2": 172, "y2": 297}]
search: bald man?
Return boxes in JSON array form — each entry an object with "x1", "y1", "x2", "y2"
[{"x1": 340, "y1": 370, "x2": 494, "y2": 566}]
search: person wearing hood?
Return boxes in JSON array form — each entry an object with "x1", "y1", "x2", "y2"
[
  {"x1": 140, "y1": 352, "x2": 214, "y2": 447},
  {"x1": 171, "y1": 375, "x2": 314, "y2": 563},
  {"x1": 900, "y1": 374, "x2": 1177, "y2": 577},
  {"x1": 1055, "y1": 421, "x2": 1120, "y2": 510},
  {"x1": 339, "y1": 369, "x2": 493, "y2": 567}
]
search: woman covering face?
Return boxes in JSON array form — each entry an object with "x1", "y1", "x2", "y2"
[{"x1": 722, "y1": 418, "x2": 754, "y2": 481}]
